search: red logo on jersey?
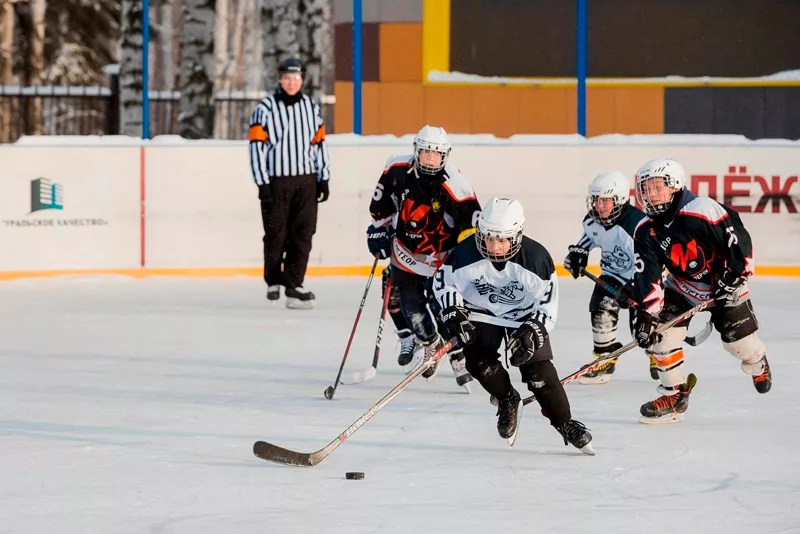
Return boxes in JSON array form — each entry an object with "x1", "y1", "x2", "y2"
[
  {"x1": 399, "y1": 197, "x2": 452, "y2": 255},
  {"x1": 669, "y1": 240, "x2": 711, "y2": 277}
]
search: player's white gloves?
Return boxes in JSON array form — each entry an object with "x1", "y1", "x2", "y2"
[{"x1": 713, "y1": 270, "x2": 745, "y2": 306}]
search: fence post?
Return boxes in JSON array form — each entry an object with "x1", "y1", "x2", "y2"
[{"x1": 105, "y1": 65, "x2": 121, "y2": 135}]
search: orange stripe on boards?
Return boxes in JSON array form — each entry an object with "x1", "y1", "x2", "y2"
[
  {"x1": 0, "y1": 265, "x2": 387, "y2": 281},
  {"x1": 3, "y1": 264, "x2": 800, "y2": 282}
]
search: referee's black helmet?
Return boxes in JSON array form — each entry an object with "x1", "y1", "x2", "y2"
[{"x1": 278, "y1": 58, "x2": 305, "y2": 78}]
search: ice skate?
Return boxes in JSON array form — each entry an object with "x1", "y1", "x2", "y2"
[
  {"x1": 285, "y1": 286, "x2": 315, "y2": 309},
  {"x1": 496, "y1": 389, "x2": 522, "y2": 446},
  {"x1": 749, "y1": 355, "x2": 772, "y2": 394},
  {"x1": 421, "y1": 335, "x2": 447, "y2": 381},
  {"x1": 649, "y1": 353, "x2": 659, "y2": 380},
  {"x1": 449, "y1": 354, "x2": 473, "y2": 392},
  {"x1": 639, "y1": 373, "x2": 696, "y2": 424},
  {"x1": 554, "y1": 420, "x2": 594, "y2": 455},
  {"x1": 397, "y1": 335, "x2": 418, "y2": 367},
  {"x1": 267, "y1": 285, "x2": 281, "y2": 305},
  {"x1": 578, "y1": 345, "x2": 620, "y2": 385}
]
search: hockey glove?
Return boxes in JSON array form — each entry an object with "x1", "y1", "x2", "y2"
[
  {"x1": 258, "y1": 183, "x2": 273, "y2": 210},
  {"x1": 564, "y1": 245, "x2": 589, "y2": 279},
  {"x1": 508, "y1": 318, "x2": 548, "y2": 366},
  {"x1": 316, "y1": 180, "x2": 330, "y2": 203},
  {"x1": 633, "y1": 308, "x2": 661, "y2": 349},
  {"x1": 616, "y1": 280, "x2": 635, "y2": 309},
  {"x1": 713, "y1": 270, "x2": 745, "y2": 306},
  {"x1": 442, "y1": 305, "x2": 476, "y2": 346},
  {"x1": 366, "y1": 224, "x2": 394, "y2": 259}
]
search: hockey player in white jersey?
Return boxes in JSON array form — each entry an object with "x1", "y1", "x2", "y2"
[
  {"x1": 563, "y1": 171, "x2": 652, "y2": 384},
  {"x1": 433, "y1": 197, "x2": 593, "y2": 453}
]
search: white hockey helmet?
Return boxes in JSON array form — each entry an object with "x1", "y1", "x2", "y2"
[
  {"x1": 635, "y1": 158, "x2": 687, "y2": 216},
  {"x1": 476, "y1": 197, "x2": 525, "y2": 262},
  {"x1": 413, "y1": 125, "x2": 451, "y2": 175},
  {"x1": 586, "y1": 171, "x2": 630, "y2": 226}
]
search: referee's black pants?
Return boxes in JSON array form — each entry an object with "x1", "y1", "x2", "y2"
[{"x1": 261, "y1": 174, "x2": 318, "y2": 289}]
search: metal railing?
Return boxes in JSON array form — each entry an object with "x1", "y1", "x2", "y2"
[{"x1": 0, "y1": 85, "x2": 335, "y2": 143}]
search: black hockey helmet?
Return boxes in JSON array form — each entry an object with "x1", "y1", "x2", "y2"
[{"x1": 278, "y1": 57, "x2": 305, "y2": 78}]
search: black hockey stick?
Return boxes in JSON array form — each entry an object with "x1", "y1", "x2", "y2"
[
  {"x1": 323, "y1": 256, "x2": 380, "y2": 400},
  {"x1": 521, "y1": 299, "x2": 713, "y2": 407},
  {"x1": 341, "y1": 278, "x2": 391, "y2": 384},
  {"x1": 255, "y1": 337, "x2": 458, "y2": 467},
  {"x1": 579, "y1": 268, "x2": 712, "y2": 347}
]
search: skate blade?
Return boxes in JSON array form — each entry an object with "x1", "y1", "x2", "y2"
[
  {"x1": 424, "y1": 359, "x2": 446, "y2": 383},
  {"x1": 507, "y1": 405, "x2": 523, "y2": 447},
  {"x1": 578, "y1": 374, "x2": 612, "y2": 385},
  {"x1": 639, "y1": 412, "x2": 685, "y2": 425},
  {"x1": 286, "y1": 298, "x2": 314, "y2": 310},
  {"x1": 460, "y1": 382, "x2": 471, "y2": 393},
  {"x1": 579, "y1": 442, "x2": 596, "y2": 456}
]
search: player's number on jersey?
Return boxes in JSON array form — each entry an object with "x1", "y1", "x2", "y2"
[
  {"x1": 540, "y1": 281, "x2": 554, "y2": 304},
  {"x1": 634, "y1": 252, "x2": 644, "y2": 274},
  {"x1": 372, "y1": 183, "x2": 384, "y2": 201}
]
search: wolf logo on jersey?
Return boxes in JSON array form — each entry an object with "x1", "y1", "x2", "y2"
[
  {"x1": 471, "y1": 277, "x2": 525, "y2": 305},
  {"x1": 600, "y1": 244, "x2": 633, "y2": 272}
]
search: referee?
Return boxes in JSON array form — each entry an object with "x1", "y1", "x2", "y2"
[{"x1": 248, "y1": 58, "x2": 331, "y2": 310}]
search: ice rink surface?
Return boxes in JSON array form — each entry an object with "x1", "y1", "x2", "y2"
[{"x1": 1, "y1": 275, "x2": 798, "y2": 533}]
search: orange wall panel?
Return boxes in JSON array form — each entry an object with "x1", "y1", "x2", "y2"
[
  {"x1": 423, "y1": 86, "x2": 473, "y2": 133},
  {"x1": 586, "y1": 87, "x2": 617, "y2": 136},
  {"x1": 377, "y1": 82, "x2": 425, "y2": 135},
  {"x1": 333, "y1": 81, "x2": 381, "y2": 134},
  {"x1": 470, "y1": 87, "x2": 520, "y2": 137},
  {"x1": 517, "y1": 87, "x2": 574, "y2": 134},
  {"x1": 379, "y1": 23, "x2": 423, "y2": 82},
  {"x1": 613, "y1": 87, "x2": 664, "y2": 134}
]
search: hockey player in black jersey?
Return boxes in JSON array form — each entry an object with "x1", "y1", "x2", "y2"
[
  {"x1": 563, "y1": 171, "x2": 652, "y2": 384},
  {"x1": 367, "y1": 126, "x2": 481, "y2": 389},
  {"x1": 631, "y1": 158, "x2": 771, "y2": 424},
  {"x1": 433, "y1": 197, "x2": 593, "y2": 454}
]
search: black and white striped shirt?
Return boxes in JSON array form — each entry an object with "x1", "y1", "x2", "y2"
[{"x1": 248, "y1": 93, "x2": 331, "y2": 185}]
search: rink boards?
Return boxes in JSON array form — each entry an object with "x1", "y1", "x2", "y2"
[{"x1": 0, "y1": 134, "x2": 798, "y2": 278}]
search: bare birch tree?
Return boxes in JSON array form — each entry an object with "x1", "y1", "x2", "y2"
[
  {"x1": 299, "y1": 0, "x2": 331, "y2": 105},
  {"x1": 178, "y1": 0, "x2": 215, "y2": 138},
  {"x1": 26, "y1": 0, "x2": 46, "y2": 134},
  {"x1": 119, "y1": 0, "x2": 144, "y2": 136},
  {"x1": 260, "y1": 0, "x2": 300, "y2": 91},
  {"x1": 0, "y1": 0, "x2": 14, "y2": 141}
]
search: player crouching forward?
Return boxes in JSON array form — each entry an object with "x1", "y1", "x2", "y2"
[
  {"x1": 631, "y1": 158, "x2": 772, "y2": 424},
  {"x1": 563, "y1": 171, "x2": 652, "y2": 384},
  {"x1": 433, "y1": 197, "x2": 593, "y2": 454}
]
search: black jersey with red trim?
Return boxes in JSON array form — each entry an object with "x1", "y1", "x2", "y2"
[
  {"x1": 632, "y1": 189, "x2": 754, "y2": 314},
  {"x1": 369, "y1": 155, "x2": 481, "y2": 277}
]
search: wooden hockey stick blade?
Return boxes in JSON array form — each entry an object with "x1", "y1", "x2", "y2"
[{"x1": 253, "y1": 338, "x2": 458, "y2": 467}]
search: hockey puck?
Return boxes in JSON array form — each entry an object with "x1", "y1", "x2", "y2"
[{"x1": 345, "y1": 472, "x2": 365, "y2": 480}]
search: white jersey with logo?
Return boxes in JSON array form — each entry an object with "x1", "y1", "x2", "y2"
[
  {"x1": 433, "y1": 235, "x2": 558, "y2": 330},
  {"x1": 573, "y1": 204, "x2": 647, "y2": 284}
]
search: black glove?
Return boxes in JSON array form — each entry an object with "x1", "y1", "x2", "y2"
[
  {"x1": 366, "y1": 224, "x2": 394, "y2": 259},
  {"x1": 633, "y1": 308, "x2": 661, "y2": 349},
  {"x1": 317, "y1": 180, "x2": 330, "y2": 203},
  {"x1": 617, "y1": 280, "x2": 635, "y2": 308},
  {"x1": 258, "y1": 183, "x2": 273, "y2": 209},
  {"x1": 564, "y1": 245, "x2": 589, "y2": 279},
  {"x1": 441, "y1": 305, "x2": 476, "y2": 346},
  {"x1": 508, "y1": 318, "x2": 548, "y2": 366},
  {"x1": 713, "y1": 270, "x2": 745, "y2": 305}
]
